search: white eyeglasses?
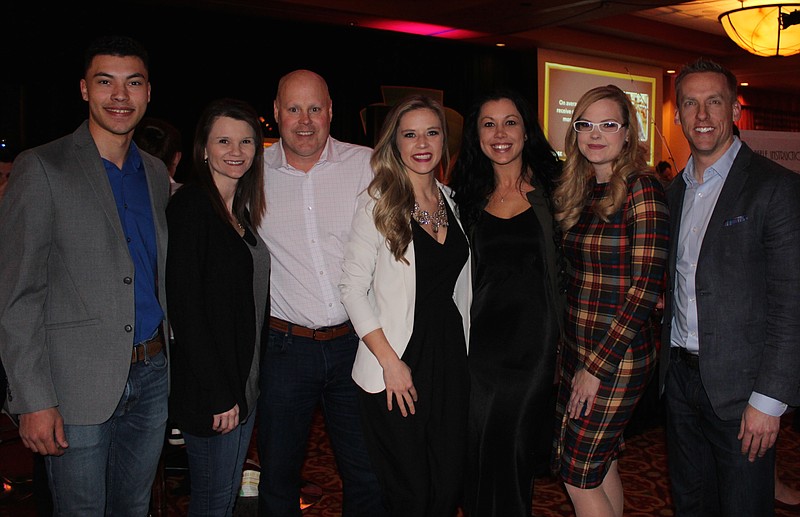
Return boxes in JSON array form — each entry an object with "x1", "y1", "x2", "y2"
[{"x1": 573, "y1": 120, "x2": 627, "y2": 133}]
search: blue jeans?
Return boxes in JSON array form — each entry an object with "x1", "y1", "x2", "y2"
[
  {"x1": 183, "y1": 413, "x2": 256, "y2": 517},
  {"x1": 257, "y1": 329, "x2": 386, "y2": 517},
  {"x1": 665, "y1": 355, "x2": 775, "y2": 517},
  {"x1": 45, "y1": 349, "x2": 168, "y2": 517}
]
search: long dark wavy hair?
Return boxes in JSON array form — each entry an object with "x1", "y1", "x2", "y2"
[
  {"x1": 192, "y1": 98, "x2": 266, "y2": 228},
  {"x1": 449, "y1": 89, "x2": 561, "y2": 232}
]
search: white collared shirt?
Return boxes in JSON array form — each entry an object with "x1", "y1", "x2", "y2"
[{"x1": 257, "y1": 137, "x2": 374, "y2": 329}]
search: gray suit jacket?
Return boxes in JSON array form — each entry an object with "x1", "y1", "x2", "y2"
[
  {"x1": 659, "y1": 142, "x2": 800, "y2": 420},
  {"x1": 0, "y1": 121, "x2": 170, "y2": 425}
]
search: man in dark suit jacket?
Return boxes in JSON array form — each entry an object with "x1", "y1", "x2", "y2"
[
  {"x1": 0, "y1": 35, "x2": 170, "y2": 515},
  {"x1": 659, "y1": 58, "x2": 800, "y2": 516}
]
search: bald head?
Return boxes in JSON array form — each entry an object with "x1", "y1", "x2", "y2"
[
  {"x1": 276, "y1": 70, "x2": 330, "y2": 105},
  {"x1": 273, "y1": 70, "x2": 334, "y2": 172}
]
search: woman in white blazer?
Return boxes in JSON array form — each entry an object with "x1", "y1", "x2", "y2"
[{"x1": 340, "y1": 95, "x2": 472, "y2": 517}]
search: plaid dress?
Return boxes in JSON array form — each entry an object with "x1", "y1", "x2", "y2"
[{"x1": 552, "y1": 173, "x2": 669, "y2": 488}]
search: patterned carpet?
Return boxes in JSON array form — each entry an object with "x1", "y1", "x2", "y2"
[
  {"x1": 1, "y1": 407, "x2": 797, "y2": 516},
  {"x1": 163, "y1": 406, "x2": 800, "y2": 516}
]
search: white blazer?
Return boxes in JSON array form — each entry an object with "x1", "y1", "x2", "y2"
[{"x1": 339, "y1": 181, "x2": 472, "y2": 393}]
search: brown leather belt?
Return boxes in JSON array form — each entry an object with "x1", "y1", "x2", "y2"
[
  {"x1": 132, "y1": 332, "x2": 164, "y2": 363},
  {"x1": 269, "y1": 316, "x2": 353, "y2": 341},
  {"x1": 672, "y1": 346, "x2": 699, "y2": 370}
]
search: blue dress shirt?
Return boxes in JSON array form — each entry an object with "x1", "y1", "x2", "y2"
[{"x1": 104, "y1": 144, "x2": 163, "y2": 344}]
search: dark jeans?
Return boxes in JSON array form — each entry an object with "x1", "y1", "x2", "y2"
[
  {"x1": 665, "y1": 354, "x2": 775, "y2": 517},
  {"x1": 257, "y1": 329, "x2": 385, "y2": 517},
  {"x1": 45, "y1": 349, "x2": 168, "y2": 516},
  {"x1": 183, "y1": 414, "x2": 255, "y2": 517}
]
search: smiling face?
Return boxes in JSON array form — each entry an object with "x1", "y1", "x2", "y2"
[
  {"x1": 80, "y1": 54, "x2": 150, "y2": 139},
  {"x1": 477, "y1": 98, "x2": 526, "y2": 170},
  {"x1": 576, "y1": 98, "x2": 628, "y2": 182},
  {"x1": 204, "y1": 116, "x2": 258, "y2": 190},
  {"x1": 395, "y1": 108, "x2": 443, "y2": 178},
  {"x1": 675, "y1": 71, "x2": 741, "y2": 169},
  {"x1": 273, "y1": 70, "x2": 332, "y2": 172}
]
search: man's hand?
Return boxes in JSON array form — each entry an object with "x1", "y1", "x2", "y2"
[
  {"x1": 738, "y1": 404, "x2": 780, "y2": 462},
  {"x1": 19, "y1": 407, "x2": 68, "y2": 456}
]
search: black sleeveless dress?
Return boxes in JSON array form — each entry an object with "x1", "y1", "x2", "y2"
[
  {"x1": 466, "y1": 207, "x2": 558, "y2": 517},
  {"x1": 359, "y1": 198, "x2": 470, "y2": 517}
]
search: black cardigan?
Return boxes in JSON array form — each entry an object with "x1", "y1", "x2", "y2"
[{"x1": 165, "y1": 183, "x2": 269, "y2": 436}]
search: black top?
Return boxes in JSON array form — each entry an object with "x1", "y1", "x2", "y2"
[
  {"x1": 165, "y1": 183, "x2": 270, "y2": 436},
  {"x1": 466, "y1": 207, "x2": 560, "y2": 517}
]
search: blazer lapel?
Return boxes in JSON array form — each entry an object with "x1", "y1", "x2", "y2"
[
  {"x1": 666, "y1": 176, "x2": 686, "y2": 276},
  {"x1": 698, "y1": 145, "x2": 751, "y2": 262},
  {"x1": 72, "y1": 122, "x2": 127, "y2": 242}
]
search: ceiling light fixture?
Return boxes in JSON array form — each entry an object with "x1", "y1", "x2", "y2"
[{"x1": 719, "y1": 3, "x2": 800, "y2": 56}]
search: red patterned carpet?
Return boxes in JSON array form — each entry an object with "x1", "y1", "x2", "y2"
[
  {"x1": 171, "y1": 407, "x2": 800, "y2": 517},
  {"x1": 1, "y1": 409, "x2": 798, "y2": 516}
]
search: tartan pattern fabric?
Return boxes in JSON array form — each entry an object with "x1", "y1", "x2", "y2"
[{"x1": 553, "y1": 173, "x2": 669, "y2": 487}]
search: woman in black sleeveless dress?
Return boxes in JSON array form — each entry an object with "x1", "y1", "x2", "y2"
[
  {"x1": 340, "y1": 95, "x2": 472, "y2": 517},
  {"x1": 450, "y1": 90, "x2": 563, "y2": 517}
]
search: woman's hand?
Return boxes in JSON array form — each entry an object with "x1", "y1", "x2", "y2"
[
  {"x1": 212, "y1": 404, "x2": 240, "y2": 434},
  {"x1": 382, "y1": 358, "x2": 418, "y2": 417},
  {"x1": 568, "y1": 369, "x2": 600, "y2": 419}
]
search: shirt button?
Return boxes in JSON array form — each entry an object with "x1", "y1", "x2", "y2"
[
  {"x1": 125, "y1": 325, "x2": 133, "y2": 332},
  {"x1": 123, "y1": 277, "x2": 133, "y2": 285}
]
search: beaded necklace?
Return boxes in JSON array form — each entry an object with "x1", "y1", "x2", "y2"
[{"x1": 411, "y1": 188, "x2": 448, "y2": 233}]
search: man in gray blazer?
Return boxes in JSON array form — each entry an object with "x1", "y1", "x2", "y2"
[
  {"x1": 660, "y1": 58, "x2": 800, "y2": 516},
  {"x1": 0, "y1": 35, "x2": 170, "y2": 516}
]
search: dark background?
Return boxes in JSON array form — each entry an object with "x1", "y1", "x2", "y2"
[{"x1": 3, "y1": 3, "x2": 539, "y2": 181}]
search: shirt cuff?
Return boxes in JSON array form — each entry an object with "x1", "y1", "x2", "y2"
[{"x1": 749, "y1": 392, "x2": 787, "y2": 417}]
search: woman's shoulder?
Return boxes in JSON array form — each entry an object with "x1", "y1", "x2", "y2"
[
  {"x1": 167, "y1": 182, "x2": 214, "y2": 214},
  {"x1": 626, "y1": 170, "x2": 660, "y2": 186},
  {"x1": 626, "y1": 171, "x2": 665, "y2": 195},
  {"x1": 624, "y1": 170, "x2": 668, "y2": 212},
  {"x1": 173, "y1": 181, "x2": 215, "y2": 201}
]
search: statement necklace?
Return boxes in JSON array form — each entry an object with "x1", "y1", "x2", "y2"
[{"x1": 411, "y1": 188, "x2": 449, "y2": 233}]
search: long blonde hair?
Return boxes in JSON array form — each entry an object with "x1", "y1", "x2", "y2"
[
  {"x1": 368, "y1": 95, "x2": 450, "y2": 262},
  {"x1": 553, "y1": 85, "x2": 647, "y2": 231}
]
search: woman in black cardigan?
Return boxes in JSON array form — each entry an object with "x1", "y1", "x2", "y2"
[{"x1": 166, "y1": 98, "x2": 269, "y2": 517}]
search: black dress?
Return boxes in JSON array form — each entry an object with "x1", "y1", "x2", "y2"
[
  {"x1": 359, "y1": 199, "x2": 470, "y2": 517},
  {"x1": 466, "y1": 207, "x2": 559, "y2": 517}
]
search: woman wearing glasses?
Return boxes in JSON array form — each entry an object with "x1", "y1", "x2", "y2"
[{"x1": 551, "y1": 85, "x2": 668, "y2": 517}]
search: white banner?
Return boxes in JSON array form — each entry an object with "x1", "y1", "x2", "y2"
[{"x1": 740, "y1": 130, "x2": 800, "y2": 174}]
